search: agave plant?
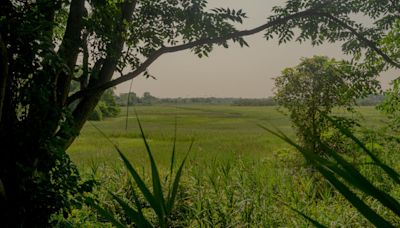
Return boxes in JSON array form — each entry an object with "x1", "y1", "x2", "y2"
[{"x1": 87, "y1": 114, "x2": 193, "y2": 228}]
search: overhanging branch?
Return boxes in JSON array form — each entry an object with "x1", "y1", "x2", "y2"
[
  {"x1": 67, "y1": 8, "x2": 319, "y2": 104},
  {"x1": 67, "y1": 0, "x2": 399, "y2": 104},
  {"x1": 317, "y1": 12, "x2": 400, "y2": 69}
]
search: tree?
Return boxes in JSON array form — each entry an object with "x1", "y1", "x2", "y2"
[
  {"x1": 88, "y1": 88, "x2": 120, "y2": 120},
  {"x1": 98, "y1": 88, "x2": 120, "y2": 118},
  {"x1": 118, "y1": 92, "x2": 138, "y2": 106},
  {"x1": 140, "y1": 91, "x2": 157, "y2": 105},
  {"x1": 0, "y1": 0, "x2": 250, "y2": 225},
  {"x1": 0, "y1": 0, "x2": 398, "y2": 226},
  {"x1": 377, "y1": 19, "x2": 400, "y2": 130},
  {"x1": 274, "y1": 56, "x2": 366, "y2": 153}
]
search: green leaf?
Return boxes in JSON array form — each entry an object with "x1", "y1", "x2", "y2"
[
  {"x1": 319, "y1": 143, "x2": 400, "y2": 217},
  {"x1": 315, "y1": 162, "x2": 394, "y2": 228},
  {"x1": 169, "y1": 119, "x2": 177, "y2": 180},
  {"x1": 325, "y1": 114, "x2": 400, "y2": 185},
  {"x1": 109, "y1": 192, "x2": 153, "y2": 228},
  {"x1": 85, "y1": 197, "x2": 125, "y2": 228},
  {"x1": 259, "y1": 125, "x2": 395, "y2": 227},
  {"x1": 289, "y1": 206, "x2": 326, "y2": 228},
  {"x1": 166, "y1": 139, "x2": 193, "y2": 214},
  {"x1": 116, "y1": 149, "x2": 161, "y2": 219},
  {"x1": 134, "y1": 111, "x2": 167, "y2": 224}
]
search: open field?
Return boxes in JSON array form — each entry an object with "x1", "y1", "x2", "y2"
[
  {"x1": 68, "y1": 105, "x2": 387, "y2": 169},
  {"x1": 66, "y1": 105, "x2": 399, "y2": 227}
]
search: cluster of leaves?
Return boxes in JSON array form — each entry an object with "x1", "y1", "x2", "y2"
[
  {"x1": 83, "y1": 0, "x2": 248, "y2": 79},
  {"x1": 378, "y1": 79, "x2": 400, "y2": 132},
  {"x1": 266, "y1": 0, "x2": 399, "y2": 57},
  {"x1": 0, "y1": 0, "x2": 252, "y2": 224},
  {"x1": 88, "y1": 89, "x2": 120, "y2": 121},
  {"x1": 265, "y1": 0, "x2": 400, "y2": 89},
  {"x1": 375, "y1": 20, "x2": 400, "y2": 129},
  {"x1": 0, "y1": 1, "x2": 97, "y2": 226}
]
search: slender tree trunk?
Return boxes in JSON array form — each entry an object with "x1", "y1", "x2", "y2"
[{"x1": 0, "y1": 34, "x2": 8, "y2": 122}]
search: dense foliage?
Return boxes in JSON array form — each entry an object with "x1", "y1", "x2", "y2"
[
  {"x1": 274, "y1": 56, "x2": 364, "y2": 153},
  {"x1": 88, "y1": 89, "x2": 120, "y2": 121},
  {"x1": 0, "y1": 0, "x2": 249, "y2": 226}
]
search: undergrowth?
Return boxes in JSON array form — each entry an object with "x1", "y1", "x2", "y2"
[{"x1": 58, "y1": 146, "x2": 399, "y2": 227}]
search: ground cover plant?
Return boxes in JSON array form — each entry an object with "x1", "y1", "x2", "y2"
[{"x1": 62, "y1": 105, "x2": 400, "y2": 227}]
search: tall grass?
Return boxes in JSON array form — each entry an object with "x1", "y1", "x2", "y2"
[
  {"x1": 64, "y1": 105, "x2": 399, "y2": 227},
  {"x1": 259, "y1": 114, "x2": 400, "y2": 227},
  {"x1": 86, "y1": 115, "x2": 193, "y2": 227}
]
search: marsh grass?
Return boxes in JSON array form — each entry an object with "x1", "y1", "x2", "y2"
[
  {"x1": 65, "y1": 105, "x2": 399, "y2": 227},
  {"x1": 259, "y1": 114, "x2": 400, "y2": 227}
]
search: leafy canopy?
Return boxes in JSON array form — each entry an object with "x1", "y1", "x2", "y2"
[{"x1": 274, "y1": 56, "x2": 364, "y2": 152}]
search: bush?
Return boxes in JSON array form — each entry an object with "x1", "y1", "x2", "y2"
[
  {"x1": 88, "y1": 106, "x2": 103, "y2": 121},
  {"x1": 274, "y1": 56, "x2": 360, "y2": 153}
]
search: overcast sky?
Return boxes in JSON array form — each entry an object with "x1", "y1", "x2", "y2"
[{"x1": 116, "y1": 0, "x2": 399, "y2": 98}]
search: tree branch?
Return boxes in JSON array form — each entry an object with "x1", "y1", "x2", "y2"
[
  {"x1": 68, "y1": 3, "x2": 400, "y2": 105},
  {"x1": 56, "y1": 0, "x2": 85, "y2": 106},
  {"x1": 316, "y1": 12, "x2": 400, "y2": 69},
  {"x1": 67, "y1": 8, "x2": 320, "y2": 104},
  {"x1": 80, "y1": 30, "x2": 89, "y2": 90}
]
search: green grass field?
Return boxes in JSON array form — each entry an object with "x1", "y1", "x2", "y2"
[
  {"x1": 68, "y1": 105, "x2": 386, "y2": 169},
  {"x1": 65, "y1": 105, "x2": 399, "y2": 227}
]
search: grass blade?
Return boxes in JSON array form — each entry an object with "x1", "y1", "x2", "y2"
[
  {"x1": 170, "y1": 118, "x2": 177, "y2": 179},
  {"x1": 129, "y1": 183, "x2": 144, "y2": 216},
  {"x1": 319, "y1": 143, "x2": 400, "y2": 217},
  {"x1": 109, "y1": 192, "x2": 153, "y2": 228},
  {"x1": 134, "y1": 111, "x2": 166, "y2": 225},
  {"x1": 262, "y1": 123, "x2": 400, "y2": 217},
  {"x1": 289, "y1": 206, "x2": 326, "y2": 228},
  {"x1": 166, "y1": 139, "x2": 193, "y2": 214},
  {"x1": 85, "y1": 197, "x2": 125, "y2": 228},
  {"x1": 116, "y1": 149, "x2": 161, "y2": 218},
  {"x1": 259, "y1": 125, "x2": 395, "y2": 227},
  {"x1": 316, "y1": 162, "x2": 394, "y2": 227},
  {"x1": 276, "y1": 196, "x2": 326, "y2": 227},
  {"x1": 325, "y1": 114, "x2": 400, "y2": 185},
  {"x1": 167, "y1": 119, "x2": 177, "y2": 205}
]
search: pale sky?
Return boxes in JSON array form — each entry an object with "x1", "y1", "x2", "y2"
[{"x1": 116, "y1": 0, "x2": 399, "y2": 98}]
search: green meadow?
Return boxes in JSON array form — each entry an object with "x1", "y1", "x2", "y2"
[
  {"x1": 66, "y1": 105, "x2": 399, "y2": 227},
  {"x1": 68, "y1": 105, "x2": 386, "y2": 168}
]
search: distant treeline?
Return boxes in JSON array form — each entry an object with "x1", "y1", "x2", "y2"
[
  {"x1": 356, "y1": 94, "x2": 385, "y2": 106},
  {"x1": 115, "y1": 92, "x2": 384, "y2": 106},
  {"x1": 116, "y1": 92, "x2": 277, "y2": 106},
  {"x1": 232, "y1": 98, "x2": 276, "y2": 106}
]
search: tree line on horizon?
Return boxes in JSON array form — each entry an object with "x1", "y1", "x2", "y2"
[{"x1": 112, "y1": 91, "x2": 385, "y2": 107}]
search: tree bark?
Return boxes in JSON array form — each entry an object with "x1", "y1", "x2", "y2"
[
  {"x1": 56, "y1": 0, "x2": 86, "y2": 106},
  {"x1": 0, "y1": 34, "x2": 8, "y2": 123},
  {"x1": 59, "y1": 0, "x2": 138, "y2": 149}
]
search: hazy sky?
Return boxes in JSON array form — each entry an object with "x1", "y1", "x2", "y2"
[{"x1": 116, "y1": 0, "x2": 399, "y2": 98}]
